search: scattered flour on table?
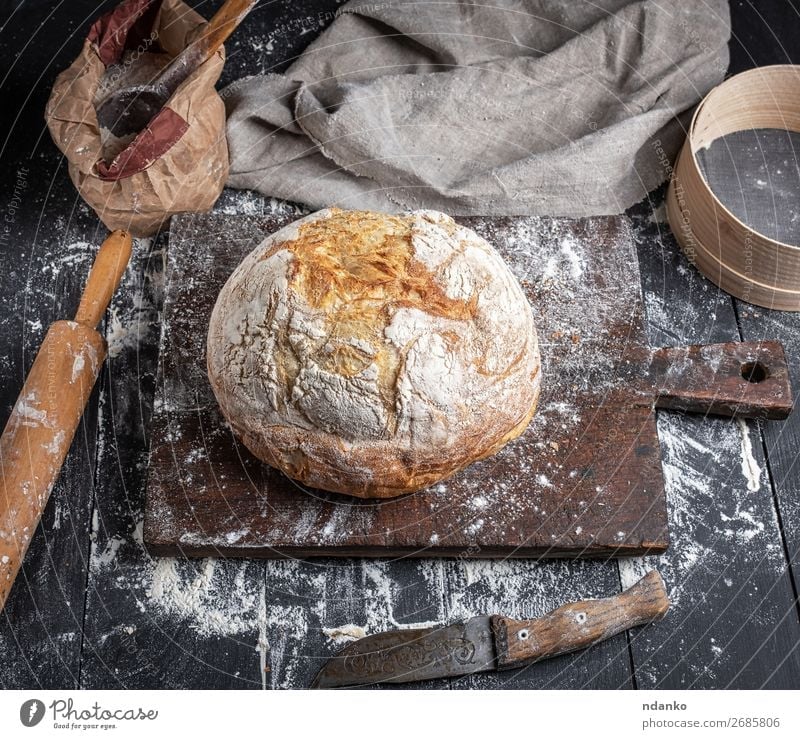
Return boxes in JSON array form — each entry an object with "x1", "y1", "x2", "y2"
[
  {"x1": 39, "y1": 241, "x2": 95, "y2": 275},
  {"x1": 93, "y1": 530, "x2": 125, "y2": 569},
  {"x1": 644, "y1": 290, "x2": 702, "y2": 339},
  {"x1": 736, "y1": 418, "x2": 762, "y2": 492},
  {"x1": 558, "y1": 235, "x2": 587, "y2": 280},
  {"x1": 106, "y1": 237, "x2": 159, "y2": 358},
  {"x1": 213, "y1": 188, "x2": 308, "y2": 218},
  {"x1": 50, "y1": 497, "x2": 67, "y2": 530},
  {"x1": 620, "y1": 414, "x2": 775, "y2": 597},
  {"x1": 359, "y1": 560, "x2": 442, "y2": 631},
  {"x1": 618, "y1": 409, "x2": 782, "y2": 687},
  {"x1": 106, "y1": 307, "x2": 131, "y2": 359},
  {"x1": 318, "y1": 560, "x2": 444, "y2": 651},
  {"x1": 92, "y1": 512, "x2": 265, "y2": 640},
  {"x1": 256, "y1": 596, "x2": 269, "y2": 691},
  {"x1": 145, "y1": 557, "x2": 264, "y2": 639},
  {"x1": 322, "y1": 624, "x2": 367, "y2": 644}
]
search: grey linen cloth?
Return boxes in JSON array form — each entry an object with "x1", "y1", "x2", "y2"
[{"x1": 223, "y1": 0, "x2": 730, "y2": 216}]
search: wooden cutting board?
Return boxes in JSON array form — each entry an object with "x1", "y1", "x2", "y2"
[{"x1": 143, "y1": 213, "x2": 791, "y2": 558}]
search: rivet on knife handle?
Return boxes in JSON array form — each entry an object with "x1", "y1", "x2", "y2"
[{"x1": 490, "y1": 570, "x2": 669, "y2": 670}]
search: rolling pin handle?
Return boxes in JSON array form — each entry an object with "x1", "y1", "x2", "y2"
[{"x1": 74, "y1": 230, "x2": 133, "y2": 329}]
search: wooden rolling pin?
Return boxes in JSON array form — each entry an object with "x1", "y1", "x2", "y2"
[{"x1": 0, "y1": 230, "x2": 132, "y2": 611}]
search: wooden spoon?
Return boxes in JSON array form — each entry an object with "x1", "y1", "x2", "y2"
[{"x1": 96, "y1": 0, "x2": 258, "y2": 138}]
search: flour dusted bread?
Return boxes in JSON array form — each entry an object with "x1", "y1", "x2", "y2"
[{"x1": 207, "y1": 209, "x2": 541, "y2": 498}]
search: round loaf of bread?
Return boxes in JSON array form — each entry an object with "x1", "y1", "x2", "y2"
[{"x1": 207, "y1": 208, "x2": 541, "y2": 498}]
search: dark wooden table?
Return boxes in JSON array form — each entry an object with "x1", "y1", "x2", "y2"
[{"x1": 1, "y1": 0, "x2": 799, "y2": 689}]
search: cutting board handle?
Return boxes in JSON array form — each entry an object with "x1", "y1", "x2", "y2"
[
  {"x1": 491, "y1": 570, "x2": 669, "y2": 670},
  {"x1": 647, "y1": 340, "x2": 793, "y2": 420}
]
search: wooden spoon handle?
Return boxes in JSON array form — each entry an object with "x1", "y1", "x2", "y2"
[
  {"x1": 74, "y1": 230, "x2": 132, "y2": 329},
  {"x1": 197, "y1": 0, "x2": 259, "y2": 60},
  {"x1": 491, "y1": 571, "x2": 669, "y2": 670}
]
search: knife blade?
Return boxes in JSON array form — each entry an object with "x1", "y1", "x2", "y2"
[{"x1": 311, "y1": 570, "x2": 669, "y2": 688}]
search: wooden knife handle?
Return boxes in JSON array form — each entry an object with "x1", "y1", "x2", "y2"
[
  {"x1": 490, "y1": 571, "x2": 669, "y2": 670},
  {"x1": 648, "y1": 341, "x2": 792, "y2": 420}
]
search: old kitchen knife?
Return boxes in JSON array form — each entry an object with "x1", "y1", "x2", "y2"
[{"x1": 311, "y1": 570, "x2": 668, "y2": 688}]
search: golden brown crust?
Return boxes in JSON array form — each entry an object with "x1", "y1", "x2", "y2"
[
  {"x1": 207, "y1": 208, "x2": 541, "y2": 498},
  {"x1": 230, "y1": 363, "x2": 541, "y2": 498}
]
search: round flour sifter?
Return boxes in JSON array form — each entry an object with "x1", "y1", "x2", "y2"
[{"x1": 667, "y1": 65, "x2": 800, "y2": 310}]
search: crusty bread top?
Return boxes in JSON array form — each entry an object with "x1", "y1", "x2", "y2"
[{"x1": 207, "y1": 208, "x2": 539, "y2": 477}]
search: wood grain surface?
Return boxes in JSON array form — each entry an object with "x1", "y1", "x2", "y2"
[
  {"x1": 144, "y1": 213, "x2": 672, "y2": 558},
  {"x1": 492, "y1": 570, "x2": 669, "y2": 670},
  {"x1": 2, "y1": 0, "x2": 799, "y2": 691}
]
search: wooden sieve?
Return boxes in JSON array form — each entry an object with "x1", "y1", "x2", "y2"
[{"x1": 666, "y1": 65, "x2": 800, "y2": 311}]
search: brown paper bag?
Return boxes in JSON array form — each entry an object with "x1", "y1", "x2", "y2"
[{"x1": 45, "y1": 0, "x2": 229, "y2": 237}]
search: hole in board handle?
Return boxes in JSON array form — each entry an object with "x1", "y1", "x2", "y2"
[{"x1": 741, "y1": 361, "x2": 769, "y2": 384}]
